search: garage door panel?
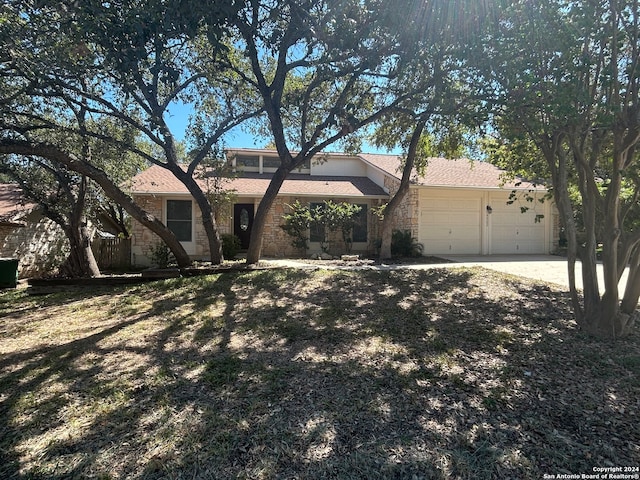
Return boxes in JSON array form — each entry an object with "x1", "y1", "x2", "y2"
[
  {"x1": 489, "y1": 193, "x2": 547, "y2": 254},
  {"x1": 425, "y1": 228, "x2": 452, "y2": 241},
  {"x1": 518, "y1": 225, "x2": 545, "y2": 238},
  {"x1": 419, "y1": 195, "x2": 481, "y2": 255},
  {"x1": 418, "y1": 191, "x2": 547, "y2": 255},
  {"x1": 426, "y1": 239, "x2": 456, "y2": 252},
  {"x1": 420, "y1": 208, "x2": 480, "y2": 255},
  {"x1": 423, "y1": 212, "x2": 455, "y2": 224},
  {"x1": 422, "y1": 238, "x2": 481, "y2": 254},
  {"x1": 452, "y1": 225, "x2": 481, "y2": 237},
  {"x1": 492, "y1": 226, "x2": 514, "y2": 237}
]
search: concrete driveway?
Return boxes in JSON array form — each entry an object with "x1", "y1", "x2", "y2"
[{"x1": 438, "y1": 254, "x2": 629, "y2": 294}]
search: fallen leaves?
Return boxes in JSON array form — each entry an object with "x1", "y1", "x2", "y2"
[{"x1": 0, "y1": 267, "x2": 638, "y2": 479}]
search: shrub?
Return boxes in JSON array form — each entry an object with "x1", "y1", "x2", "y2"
[
  {"x1": 281, "y1": 201, "x2": 312, "y2": 250},
  {"x1": 281, "y1": 200, "x2": 363, "y2": 254},
  {"x1": 149, "y1": 242, "x2": 172, "y2": 268},
  {"x1": 221, "y1": 233, "x2": 241, "y2": 259},
  {"x1": 391, "y1": 230, "x2": 424, "y2": 257}
]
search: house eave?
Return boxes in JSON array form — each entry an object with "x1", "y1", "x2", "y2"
[
  {"x1": 132, "y1": 191, "x2": 388, "y2": 200},
  {"x1": 236, "y1": 192, "x2": 389, "y2": 200},
  {"x1": 413, "y1": 184, "x2": 549, "y2": 192},
  {"x1": 131, "y1": 191, "x2": 191, "y2": 196}
]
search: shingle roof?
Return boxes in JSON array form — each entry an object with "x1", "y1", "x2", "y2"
[
  {"x1": 130, "y1": 165, "x2": 388, "y2": 198},
  {"x1": 130, "y1": 153, "x2": 545, "y2": 198},
  {"x1": 0, "y1": 184, "x2": 37, "y2": 225},
  {"x1": 359, "y1": 153, "x2": 545, "y2": 190},
  {"x1": 227, "y1": 173, "x2": 388, "y2": 197},
  {"x1": 130, "y1": 165, "x2": 192, "y2": 194}
]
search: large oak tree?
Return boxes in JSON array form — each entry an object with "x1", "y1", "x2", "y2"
[
  {"x1": 224, "y1": 0, "x2": 429, "y2": 264},
  {"x1": 1, "y1": 0, "x2": 257, "y2": 264},
  {"x1": 0, "y1": 1, "x2": 195, "y2": 268}
]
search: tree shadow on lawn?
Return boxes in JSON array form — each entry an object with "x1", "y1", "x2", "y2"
[{"x1": 0, "y1": 267, "x2": 638, "y2": 479}]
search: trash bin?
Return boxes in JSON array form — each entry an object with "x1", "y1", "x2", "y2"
[{"x1": 0, "y1": 258, "x2": 19, "y2": 288}]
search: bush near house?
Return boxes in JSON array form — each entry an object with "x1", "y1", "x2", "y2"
[
  {"x1": 391, "y1": 229, "x2": 424, "y2": 257},
  {"x1": 281, "y1": 200, "x2": 363, "y2": 255},
  {"x1": 221, "y1": 233, "x2": 241, "y2": 259}
]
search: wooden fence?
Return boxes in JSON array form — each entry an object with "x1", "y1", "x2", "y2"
[{"x1": 92, "y1": 237, "x2": 131, "y2": 271}]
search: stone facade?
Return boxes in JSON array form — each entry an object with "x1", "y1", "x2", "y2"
[
  {"x1": 383, "y1": 175, "x2": 420, "y2": 239},
  {"x1": 286, "y1": 196, "x2": 381, "y2": 258},
  {"x1": 0, "y1": 211, "x2": 66, "y2": 279},
  {"x1": 260, "y1": 196, "x2": 299, "y2": 257},
  {"x1": 130, "y1": 195, "x2": 163, "y2": 266},
  {"x1": 130, "y1": 177, "x2": 560, "y2": 264},
  {"x1": 130, "y1": 193, "x2": 390, "y2": 264}
]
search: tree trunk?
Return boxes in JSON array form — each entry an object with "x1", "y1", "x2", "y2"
[
  {"x1": 548, "y1": 137, "x2": 636, "y2": 339},
  {"x1": 0, "y1": 141, "x2": 192, "y2": 268},
  {"x1": 246, "y1": 167, "x2": 289, "y2": 264},
  {"x1": 168, "y1": 164, "x2": 223, "y2": 264},
  {"x1": 379, "y1": 214, "x2": 394, "y2": 260},
  {"x1": 379, "y1": 120, "x2": 426, "y2": 260},
  {"x1": 56, "y1": 174, "x2": 101, "y2": 278},
  {"x1": 580, "y1": 307, "x2": 637, "y2": 338},
  {"x1": 60, "y1": 223, "x2": 101, "y2": 278},
  {"x1": 621, "y1": 246, "x2": 640, "y2": 315}
]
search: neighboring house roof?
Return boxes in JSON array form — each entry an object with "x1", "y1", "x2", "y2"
[
  {"x1": 0, "y1": 184, "x2": 37, "y2": 226},
  {"x1": 131, "y1": 165, "x2": 388, "y2": 198},
  {"x1": 359, "y1": 153, "x2": 545, "y2": 191}
]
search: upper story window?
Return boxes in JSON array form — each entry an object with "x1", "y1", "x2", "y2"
[
  {"x1": 236, "y1": 155, "x2": 259, "y2": 170},
  {"x1": 263, "y1": 156, "x2": 281, "y2": 169},
  {"x1": 231, "y1": 152, "x2": 311, "y2": 174},
  {"x1": 166, "y1": 200, "x2": 192, "y2": 242}
]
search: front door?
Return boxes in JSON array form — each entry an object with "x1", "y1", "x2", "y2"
[{"x1": 233, "y1": 204, "x2": 254, "y2": 249}]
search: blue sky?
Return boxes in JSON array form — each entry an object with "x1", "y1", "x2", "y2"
[{"x1": 164, "y1": 103, "x2": 401, "y2": 155}]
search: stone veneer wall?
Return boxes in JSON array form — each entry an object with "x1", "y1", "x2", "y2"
[
  {"x1": 131, "y1": 193, "x2": 389, "y2": 263},
  {"x1": 0, "y1": 212, "x2": 66, "y2": 278},
  {"x1": 131, "y1": 195, "x2": 237, "y2": 265},
  {"x1": 383, "y1": 176, "x2": 420, "y2": 239},
  {"x1": 130, "y1": 195, "x2": 163, "y2": 266},
  {"x1": 279, "y1": 197, "x2": 385, "y2": 257},
  {"x1": 260, "y1": 196, "x2": 301, "y2": 258}
]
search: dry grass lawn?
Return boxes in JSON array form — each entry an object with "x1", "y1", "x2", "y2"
[{"x1": 0, "y1": 266, "x2": 638, "y2": 479}]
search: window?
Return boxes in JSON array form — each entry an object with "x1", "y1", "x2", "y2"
[
  {"x1": 352, "y1": 204, "x2": 368, "y2": 242},
  {"x1": 309, "y1": 202, "x2": 325, "y2": 242},
  {"x1": 236, "y1": 155, "x2": 259, "y2": 169},
  {"x1": 166, "y1": 200, "x2": 192, "y2": 242},
  {"x1": 263, "y1": 156, "x2": 281, "y2": 169}
]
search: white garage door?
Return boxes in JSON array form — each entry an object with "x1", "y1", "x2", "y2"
[
  {"x1": 489, "y1": 193, "x2": 547, "y2": 254},
  {"x1": 419, "y1": 195, "x2": 481, "y2": 254}
]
